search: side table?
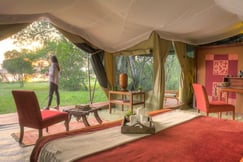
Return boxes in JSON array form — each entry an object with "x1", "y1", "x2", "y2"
[{"x1": 109, "y1": 90, "x2": 145, "y2": 113}]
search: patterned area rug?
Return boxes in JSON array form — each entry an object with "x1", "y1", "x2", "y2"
[{"x1": 11, "y1": 119, "x2": 103, "y2": 147}]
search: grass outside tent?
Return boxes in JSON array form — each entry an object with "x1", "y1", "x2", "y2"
[{"x1": 0, "y1": 82, "x2": 107, "y2": 114}]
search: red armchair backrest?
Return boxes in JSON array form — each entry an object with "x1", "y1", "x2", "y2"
[
  {"x1": 12, "y1": 90, "x2": 43, "y2": 129},
  {"x1": 192, "y1": 83, "x2": 210, "y2": 112}
]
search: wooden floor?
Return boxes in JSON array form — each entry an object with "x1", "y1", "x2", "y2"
[{"x1": 0, "y1": 99, "x2": 181, "y2": 125}]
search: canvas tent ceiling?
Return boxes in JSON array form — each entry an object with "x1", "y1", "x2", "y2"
[{"x1": 0, "y1": 0, "x2": 243, "y2": 53}]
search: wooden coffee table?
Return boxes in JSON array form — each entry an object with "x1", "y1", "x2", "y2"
[{"x1": 63, "y1": 106, "x2": 103, "y2": 127}]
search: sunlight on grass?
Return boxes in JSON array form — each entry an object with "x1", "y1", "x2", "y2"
[{"x1": 0, "y1": 82, "x2": 107, "y2": 114}]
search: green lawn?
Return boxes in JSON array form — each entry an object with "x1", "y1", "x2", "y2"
[{"x1": 0, "y1": 82, "x2": 107, "y2": 114}]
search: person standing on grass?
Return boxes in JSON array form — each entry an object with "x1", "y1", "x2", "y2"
[{"x1": 45, "y1": 55, "x2": 60, "y2": 110}]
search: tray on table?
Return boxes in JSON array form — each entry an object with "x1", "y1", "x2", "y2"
[
  {"x1": 75, "y1": 104, "x2": 91, "y2": 111},
  {"x1": 121, "y1": 117, "x2": 155, "y2": 134}
]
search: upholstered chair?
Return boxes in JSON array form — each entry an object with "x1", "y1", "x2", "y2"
[
  {"x1": 12, "y1": 90, "x2": 69, "y2": 143},
  {"x1": 193, "y1": 83, "x2": 235, "y2": 120}
]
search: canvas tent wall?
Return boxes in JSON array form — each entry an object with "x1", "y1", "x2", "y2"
[{"x1": 105, "y1": 32, "x2": 194, "y2": 110}]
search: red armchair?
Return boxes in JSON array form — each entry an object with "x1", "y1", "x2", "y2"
[
  {"x1": 192, "y1": 83, "x2": 235, "y2": 120},
  {"x1": 12, "y1": 90, "x2": 69, "y2": 143}
]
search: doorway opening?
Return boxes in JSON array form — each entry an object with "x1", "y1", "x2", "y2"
[{"x1": 164, "y1": 47, "x2": 180, "y2": 105}]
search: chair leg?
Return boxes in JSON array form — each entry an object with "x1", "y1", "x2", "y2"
[
  {"x1": 65, "y1": 119, "x2": 69, "y2": 131},
  {"x1": 38, "y1": 129, "x2": 43, "y2": 139},
  {"x1": 19, "y1": 126, "x2": 24, "y2": 143},
  {"x1": 46, "y1": 127, "x2": 48, "y2": 133},
  {"x1": 233, "y1": 110, "x2": 235, "y2": 120}
]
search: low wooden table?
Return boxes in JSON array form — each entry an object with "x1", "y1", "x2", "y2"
[{"x1": 63, "y1": 105, "x2": 103, "y2": 127}]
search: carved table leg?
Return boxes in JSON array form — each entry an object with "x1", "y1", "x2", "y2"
[
  {"x1": 81, "y1": 115, "x2": 90, "y2": 127},
  {"x1": 93, "y1": 110, "x2": 103, "y2": 124}
]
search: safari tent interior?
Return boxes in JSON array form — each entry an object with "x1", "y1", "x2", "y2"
[{"x1": 1, "y1": 0, "x2": 243, "y2": 161}]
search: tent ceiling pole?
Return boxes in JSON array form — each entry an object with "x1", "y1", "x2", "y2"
[
  {"x1": 87, "y1": 54, "x2": 92, "y2": 104},
  {"x1": 91, "y1": 79, "x2": 97, "y2": 103}
]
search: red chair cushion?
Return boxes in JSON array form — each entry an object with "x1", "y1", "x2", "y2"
[{"x1": 41, "y1": 110, "x2": 68, "y2": 128}]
